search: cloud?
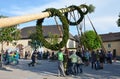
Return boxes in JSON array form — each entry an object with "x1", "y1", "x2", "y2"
[
  {"x1": 93, "y1": 16, "x2": 117, "y2": 27},
  {"x1": 2, "y1": 0, "x2": 111, "y2": 16},
  {"x1": 69, "y1": 15, "x2": 120, "y2": 35},
  {"x1": 6, "y1": 1, "x2": 65, "y2": 15},
  {"x1": 5, "y1": 0, "x2": 95, "y2": 15},
  {"x1": 84, "y1": 15, "x2": 120, "y2": 34}
]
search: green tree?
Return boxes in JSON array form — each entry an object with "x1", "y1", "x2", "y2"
[
  {"x1": 80, "y1": 30, "x2": 102, "y2": 50},
  {"x1": 0, "y1": 15, "x2": 20, "y2": 67}
]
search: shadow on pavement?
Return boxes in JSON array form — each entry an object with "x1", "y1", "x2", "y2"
[
  {"x1": 5, "y1": 60, "x2": 58, "y2": 76},
  {"x1": 3, "y1": 60, "x2": 120, "y2": 79},
  {"x1": 0, "y1": 66, "x2": 12, "y2": 72}
]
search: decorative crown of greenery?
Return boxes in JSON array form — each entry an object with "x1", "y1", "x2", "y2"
[{"x1": 36, "y1": 8, "x2": 69, "y2": 50}]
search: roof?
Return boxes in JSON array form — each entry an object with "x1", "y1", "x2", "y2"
[
  {"x1": 100, "y1": 32, "x2": 120, "y2": 42},
  {"x1": 73, "y1": 32, "x2": 120, "y2": 43},
  {"x1": 73, "y1": 35, "x2": 80, "y2": 42},
  {"x1": 20, "y1": 25, "x2": 75, "y2": 40}
]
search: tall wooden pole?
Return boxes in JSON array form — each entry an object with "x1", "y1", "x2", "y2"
[{"x1": 0, "y1": 5, "x2": 85, "y2": 28}]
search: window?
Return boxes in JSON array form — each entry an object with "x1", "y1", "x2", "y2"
[
  {"x1": 108, "y1": 44, "x2": 111, "y2": 48},
  {"x1": 68, "y1": 40, "x2": 74, "y2": 48},
  {"x1": 28, "y1": 41, "x2": 31, "y2": 46}
]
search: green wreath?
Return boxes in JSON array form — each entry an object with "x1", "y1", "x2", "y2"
[
  {"x1": 65, "y1": 5, "x2": 84, "y2": 25},
  {"x1": 36, "y1": 8, "x2": 69, "y2": 50}
]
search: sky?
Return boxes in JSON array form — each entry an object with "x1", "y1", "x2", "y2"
[{"x1": 0, "y1": 0, "x2": 120, "y2": 36}]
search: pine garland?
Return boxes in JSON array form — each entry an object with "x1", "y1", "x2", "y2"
[{"x1": 36, "y1": 8, "x2": 69, "y2": 50}]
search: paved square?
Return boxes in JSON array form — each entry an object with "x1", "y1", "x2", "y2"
[{"x1": 0, "y1": 60, "x2": 120, "y2": 79}]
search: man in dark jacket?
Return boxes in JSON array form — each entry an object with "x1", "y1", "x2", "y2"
[
  {"x1": 91, "y1": 50, "x2": 97, "y2": 70},
  {"x1": 28, "y1": 50, "x2": 37, "y2": 67}
]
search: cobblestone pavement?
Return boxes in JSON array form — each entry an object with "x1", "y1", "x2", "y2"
[{"x1": 0, "y1": 59, "x2": 120, "y2": 79}]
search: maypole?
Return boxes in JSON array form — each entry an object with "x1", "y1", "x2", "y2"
[
  {"x1": 0, "y1": 5, "x2": 89, "y2": 28},
  {"x1": 0, "y1": 4, "x2": 94, "y2": 50},
  {"x1": 0, "y1": 4, "x2": 95, "y2": 69}
]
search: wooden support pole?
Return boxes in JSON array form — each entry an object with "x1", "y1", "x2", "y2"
[{"x1": 87, "y1": 15, "x2": 106, "y2": 53}]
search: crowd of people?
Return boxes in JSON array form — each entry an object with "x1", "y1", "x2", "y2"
[
  {"x1": 55, "y1": 48, "x2": 115, "y2": 77},
  {"x1": 2, "y1": 50, "x2": 19, "y2": 65},
  {"x1": 25, "y1": 48, "x2": 116, "y2": 77},
  {"x1": 0, "y1": 48, "x2": 116, "y2": 77}
]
